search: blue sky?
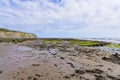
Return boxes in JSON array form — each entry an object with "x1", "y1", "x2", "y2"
[{"x1": 0, "y1": 0, "x2": 120, "y2": 38}]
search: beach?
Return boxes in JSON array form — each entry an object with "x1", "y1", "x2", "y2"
[{"x1": 0, "y1": 40, "x2": 120, "y2": 80}]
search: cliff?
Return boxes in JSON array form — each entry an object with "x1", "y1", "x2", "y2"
[{"x1": 0, "y1": 28, "x2": 37, "y2": 38}]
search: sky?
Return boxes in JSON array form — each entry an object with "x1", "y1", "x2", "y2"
[{"x1": 0, "y1": 0, "x2": 120, "y2": 38}]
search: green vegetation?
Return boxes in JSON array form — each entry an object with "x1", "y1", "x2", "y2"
[
  {"x1": 0, "y1": 38, "x2": 109, "y2": 47},
  {"x1": 42, "y1": 38, "x2": 108, "y2": 47},
  {"x1": 66, "y1": 39, "x2": 106, "y2": 46},
  {"x1": 43, "y1": 39, "x2": 61, "y2": 43},
  {"x1": 106, "y1": 44, "x2": 120, "y2": 48},
  {"x1": 0, "y1": 38, "x2": 36, "y2": 43},
  {"x1": 0, "y1": 28, "x2": 17, "y2": 32}
]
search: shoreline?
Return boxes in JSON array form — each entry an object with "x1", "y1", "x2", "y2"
[{"x1": 0, "y1": 39, "x2": 120, "y2": 80}]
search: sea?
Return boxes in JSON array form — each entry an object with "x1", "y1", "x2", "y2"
[
  {"x1": 77, "y1": 38, "x2": 120, "y2": 44},
  {"x1": 76, "y1": 38, "x2": 120, "y2": 53}
]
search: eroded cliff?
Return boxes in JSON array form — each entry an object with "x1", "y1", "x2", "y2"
[{"x1": 0, "y1": 28, "x2": 37, "y2": 38}]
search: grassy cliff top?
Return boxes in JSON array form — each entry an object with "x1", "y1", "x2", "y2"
[{"x1": 0, "y1": 28, "x2": 17, "y2": 32}]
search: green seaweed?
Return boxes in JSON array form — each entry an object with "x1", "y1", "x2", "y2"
[
  {"x1": 66, "y1": 39, "x2": 104, "y2": 46},
  {"x1": 106, "y1": 44, "x2": 120, "y2": 48}
]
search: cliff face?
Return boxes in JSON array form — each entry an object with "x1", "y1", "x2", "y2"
[{"x1": 0, "y1": 28, "x2": 37, "y2": 38}]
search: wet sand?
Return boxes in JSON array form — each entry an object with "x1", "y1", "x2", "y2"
[{"x1": 0, "y1": 41, "x2": 120, "y2": 80}]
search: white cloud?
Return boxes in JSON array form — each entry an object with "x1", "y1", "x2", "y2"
[{"x1": 0, "y1": 0, "x2": 120, "y2": 37}]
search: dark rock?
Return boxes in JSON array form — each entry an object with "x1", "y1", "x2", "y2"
[
  {"x1": 64, "y1": 75, "x2": 71, "y2": 79},
  {"x1": 70, "y1": 74, "x2": 76, "y2": 77},
  {"x1": 108, "y1": 68, "x2": 112, "y2": 71},
  {"x1": 67, "y1": 62, "x2": 75, "y2": 68},
  {"x1": 32, "y1": 64, "x2": 40, "y2": 66},
  {"x1": 0, "y1": 71, "x2": 3, "y2": 73},
  {"x1": 60, "y1": 57, "x2": 64, "y2": 60},
  {"x1": 107, "y1": 75, "x2": 120, "y2": 80},
  {"x1": 86, "y1": 69, "x2": 104, "y2": 74},
  {"x1": 75, "y1": 69, "x2": 85, "y2": 74},
  {"x1": 54, "y1": 64, "x2": 58, "y2": 67},
  {"x1": 28, "y1": 76, "x2": 33, "y2": 80},
  {"x1": 35, "y1": 74, "x2": 41, "y2": 77},
  {"x1": 52, "y1": 53, "x2": 57, "y2": 55},
  {"x1": 33, "y1": 77, "x2": 38, "y2": 80},
  {"x1": 102, "y1": 57, "x2": 111, "y2": 61},
  {"x1": 95, "y1": 75, "x2": 106, "y2": 80},
  {"x1": 102, "y1": 53, "x2": 120, "y2": 65},
  {"x1": 79, "y1": 76, "x2": 89, "y2": 80}
]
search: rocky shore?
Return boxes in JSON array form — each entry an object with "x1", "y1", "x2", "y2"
[{"x1": 0, "y1": 40, "x2": 120, "y2": 80}]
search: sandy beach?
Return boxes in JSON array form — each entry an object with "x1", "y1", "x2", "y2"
[{"x1": 0, "y1": 40, "x2": 120, "y2": 80}]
